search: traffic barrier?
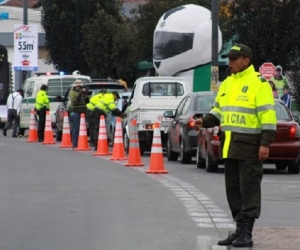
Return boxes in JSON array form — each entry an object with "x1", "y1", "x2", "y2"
[
  {"x1": 146, "y1": 122, "x2": 168, "y2": 174},
  {"x1": 26, "y1": 109, "x2": 38, "y2": 142},
  {"x1": 59, "y1": 112, "x2": 72, "y2": 148},
  {"x1": 93, "y1": 115, "x2": 111, "y2": 156},
  {"x1": 75, "y1": 113, "x2": 91, "y2": 151},
  {"x1": 110, "y1": 117, "x2": 127, "y2": 161},
  {"x1": 124, "y1": 119, "x2": 144, "y2": 167},
  {"x1": 42, "y1": 111, "x2": 55, "y2": 145}
]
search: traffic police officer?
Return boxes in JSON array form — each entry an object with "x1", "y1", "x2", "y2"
[
  {"x1": 86, "y1": 90, "x2": 106, "y2": 146},
  {"x1": 35, "y1": 84, "x2": 50, "y2": 142},
  {"x1": 93, "y1": 91, "x2": 124, "y2": 150},
  {"x1": 193, "y1": 44, "x2": 277, "y2": 248}
]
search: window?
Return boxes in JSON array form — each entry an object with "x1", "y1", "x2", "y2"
[
  {"x1": 195, "y1": 95, "x2": 215, "y2": 111},
  {"x1": 23, "y1": 80, "x2": 34, "y2": 98},
  {"x1": 182, "y1": 97, "x2": 191, "y2": 115},
  {"x1": 47, "y1": 77, "x2": 90, "y2": 97},
  {"x1": 275, "y1": 101, "x2": 292, "y2": 121},
  {"x1": 175, "y1": 97, "x2": 188, "y2": 117},
  {"x1": 142, "y1": 82, "x2": 184, "y2": 96}
]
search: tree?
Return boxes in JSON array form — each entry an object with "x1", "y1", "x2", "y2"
[
  {"x1": 81, "y1": 3, "x2": 138, "y2": 82},
  {"x1": 131, "y1": 0, "x2": 211, "y2": 62},
  {"x1": 219, "y1": 0, "x2": 300, "y2": 70},
  {"x1": 41, "y1": 0, "x2": 123, "y2": 75}
]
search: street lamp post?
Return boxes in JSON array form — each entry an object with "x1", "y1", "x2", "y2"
[
  {"x1": 211, "y1": 0, "x2": 219, "y2": 91},
  {"x1": 16, "y1": 0, "x2": 28, "y2": 90}
]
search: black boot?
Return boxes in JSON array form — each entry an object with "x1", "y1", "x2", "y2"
[
  {"x1": 232, "y1": 217, "x2": 255, "y2": 248},
  {"x1": 217, "y1": 219, "x2": 243, "y2": 246}
]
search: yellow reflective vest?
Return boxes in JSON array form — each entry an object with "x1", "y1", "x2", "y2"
[
  {"x1": 210, "y1": 65, "x2": 277, "y2": 158},
  {"x1": 95, "y1": 93, "x2": 117, "y2": 115},
  {"x1": 34, "y1": 90, "x2": 50, "y2": 111},
  {"x1": 86, "y1": 93, "x2": 103, "y2": 111}
]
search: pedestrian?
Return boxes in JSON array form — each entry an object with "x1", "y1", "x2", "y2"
[
  {"x1": 34, "y1": 84, "x2": 50, "y2": 142},
  {"x1": 281, "y1": 84, "x2": 291, "y2": 110},
  {"x1": 193, "y1": 44, "x2": 277, "y2": 248},
  {"x1": 68, "y1": 80, "x2": 89, "y2": 149},
  {"x1": 269, "y1": 65, "x2": 290, "y2": 98},
  {"x1": 268, "y1": 80, "x2": 278, "y2": 99},
  {"x1": 93, "y1": 91, "x2": 125, "y2": 150},
  {"x1": 2, "y1": 89, "x2": 24, "y2": 137},
  {"x1": 86, "y1": 90, "x2": 106, "y2": 147}
]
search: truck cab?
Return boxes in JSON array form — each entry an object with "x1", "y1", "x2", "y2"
[{"x1": 123, "y1": 76, "x2": 191, "y2": 155}]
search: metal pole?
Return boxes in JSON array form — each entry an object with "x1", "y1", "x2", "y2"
[
  {"x1": 211, "y1": 0, "x2": 219, "y2": 92},
  {"x1": 23, "y1": 0, "x2": 28, "y2": 25}
]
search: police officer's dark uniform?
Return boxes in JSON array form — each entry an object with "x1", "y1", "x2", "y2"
[{"x1": 193, "y1": 44, "x2": 277, "y2": 248}]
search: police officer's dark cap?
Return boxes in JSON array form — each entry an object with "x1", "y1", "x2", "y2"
[
  {"x1": 112, "y1": 91, "x2": 120, "y2": 99},
  {"x1": 221, "y1": 44, "x2": 252, "y2": 59}
]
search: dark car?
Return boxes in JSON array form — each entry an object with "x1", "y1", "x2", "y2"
[
  {"x1": 197, "y1": 99, "x2": 300, "y2": 174},
  {"x1": 55, "y1": 80, "x2": 128, "y2": 141},
  {"x1": 163, "y1": 92, "x2": 215, "y2": 164}
]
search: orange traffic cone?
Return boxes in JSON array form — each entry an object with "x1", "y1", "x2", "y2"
[
  {"x1": 93, "y1": 115, "x2": 111, "y2": 156},
  {"x1": 146, "y1": 122, "x2": 168, "y2": 174},
  {"x1": 42, "y1": 111, "x2": 55, "y2": 145},
  {"x1": 75, "y1": 113, "x2": 91, "y2": 151},
  {"x1": 26, "y1": 109, "x2": 38, "y2": 142},
  {"x1": 110, "y1": 117, "x2": 127, "y2": 161},
  {"x1": 59, "y1": 112, "x2": 72, "y2": 148},
  {"x1": 124, "y1": 119, "x2": 144, "y2": 167}
]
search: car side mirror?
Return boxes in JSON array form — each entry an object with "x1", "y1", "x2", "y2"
[{"x1": 163, "y1": 110, "x2": 174, "y2": 118}]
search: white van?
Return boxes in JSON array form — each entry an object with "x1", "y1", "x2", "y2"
[{"x1": 20, "y1": 72, "x2": 91, "y2": 131}]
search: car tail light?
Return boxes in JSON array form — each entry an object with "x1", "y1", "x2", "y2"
[
  {"x1": 289, "y1": 125, "x2": 297, "y2": 139},
  {"x1": 188, "y1": 117, "x2": 195, "y2": 129},
  {"x1": 145, "y1": 124, "x2": 154, "y2": 129},
  {"x1": 213, "y1": 126, "x2": 220, "y2": 140}
]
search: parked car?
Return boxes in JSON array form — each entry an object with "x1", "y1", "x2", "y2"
[
  {"x1": 163, "y1": 92, "x2": 215, "y2": 164},
  {"x1": 197, "y1": 99, "x2": 300, "y2": 174},
  {"x1": 55, "y1": 80, "x2": 128, "y2": 141}
]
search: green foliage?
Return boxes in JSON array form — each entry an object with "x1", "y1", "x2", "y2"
[{"x1": 219, "y1": 0, "x2": 300, "y2": 70}]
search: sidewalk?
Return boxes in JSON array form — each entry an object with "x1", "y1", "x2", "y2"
[{"x1": 252, "y1": 227, "x2": 300, "y2": 250}]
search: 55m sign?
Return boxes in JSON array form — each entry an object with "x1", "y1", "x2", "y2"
[{"x1": 14, "y1": 25, "x2": 38, "y2": 71}]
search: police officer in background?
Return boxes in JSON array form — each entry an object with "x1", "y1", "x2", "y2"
[
  {"x1": 193, "y1": 44, "x2": 277, "y2": 248},
  {"x1": 3, "y1": 89, "x2": 24, "y2": 137},
  {"x1": 68, "y1": 80, "x2": 89, "y2": 149},
  {"x1": 93, "y1": 91, "x2": 125, "y2": 150},
  {"x1": 86, "y1": 90, "x2": 106, "y2": 147},
  {"x1": 35, "y1": 84, "x2": 50, "y2": 142}
]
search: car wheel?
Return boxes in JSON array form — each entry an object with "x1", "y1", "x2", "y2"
[
  {"x1": 179, "y1": 140, "x2": 192, "y2": 164},
  {"x1": 287, "y1": 162, "x2": 300, "y2": 174},
  {"x1": 205, "y1": 150, "x2": 218, "y2": 172},
  {"x1": 275, "y1": 163, "x2": 287, "y2": 171},
  {"x1": 196, "y1": 145, "x2": 205, "y2": 168},
  {"x1": 167, "y1": 137, "x2": 178, "y2": 161},
  {"x1": 123, "y1": 131, "x2": 130, "y2": 154}
]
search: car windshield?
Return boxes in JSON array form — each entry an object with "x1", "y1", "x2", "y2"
[
  {"x1": 195, "y1": 95, "x2": 215, "y2": 111},
  {"x1": 85, "y1": 84, "x2": 127, "y2": 97},
  {"x1": 275, "y1": 101, "x2": 293, "y2": 121}
]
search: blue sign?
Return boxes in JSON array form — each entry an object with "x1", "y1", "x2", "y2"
[{"x1": 0, "y1": 12, "x2": 9, "y2": 20}]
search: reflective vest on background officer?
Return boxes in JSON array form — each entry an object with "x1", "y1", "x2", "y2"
[
  {"x1": 34, "y1": 84, "x2": 50, "y2": 142},
  {"x1": 86, "y1": 90, "x2": 106, "y2": 146},
  {"x1": 92, "y1": 91, "x2": 123, "y2": 150}
]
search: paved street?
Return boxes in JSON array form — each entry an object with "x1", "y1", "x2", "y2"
[{"x1": 0, "y1": 134, "x2": 300, "y2": 249}]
